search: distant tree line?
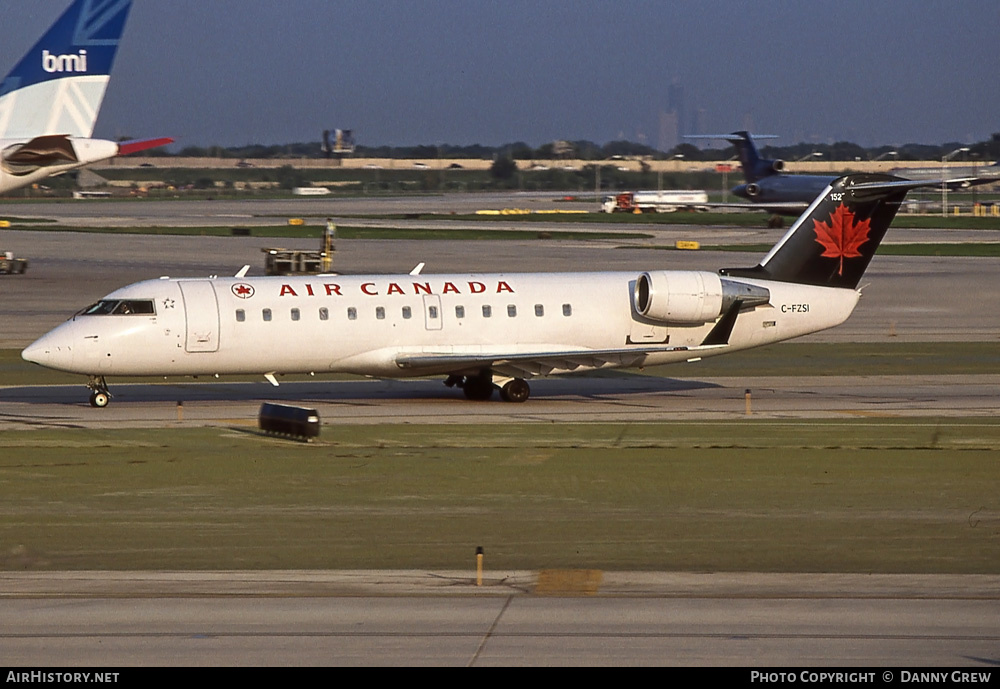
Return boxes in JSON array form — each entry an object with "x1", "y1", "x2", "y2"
[{"x1": 144, "y1": 133, "x2": 1000, "y2": 163}]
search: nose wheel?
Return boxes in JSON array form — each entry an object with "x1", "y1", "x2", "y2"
[{"x1": 87, "y1": 376, "x2": 112, "y2": 408}]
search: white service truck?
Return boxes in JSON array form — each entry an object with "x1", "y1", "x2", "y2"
[
  {"x1": 0, "y1": 250, "x2": 27, "y2": 274},
  {"x1": 603, "y1": 190, "x2": 709, "y2": 213}
]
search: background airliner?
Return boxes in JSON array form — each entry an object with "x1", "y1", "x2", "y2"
[
  {"x1": 22, "y1": 174, "x2": 968, "y2": 408},
  {"x1": 0, "y1": 0, "x2": 170, "y2": 195},
  {"x1": 689, "y1": 132, "x2": 991, "y2": 216},
  {"x1": 687, "y1": 131, "x2": 838, "y2": 214}
]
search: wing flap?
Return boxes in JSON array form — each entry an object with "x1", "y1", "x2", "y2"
[{"x1": 395, "y1": 343, "x2": 728, "y2": 378}]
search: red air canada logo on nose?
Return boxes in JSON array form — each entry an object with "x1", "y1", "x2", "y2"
[
  {"x1": 232, "y1": 283, "x2": 255, "y2": 299},
  {"x1": 813, "y1": 203, "x2": 872, "y2": 275}
]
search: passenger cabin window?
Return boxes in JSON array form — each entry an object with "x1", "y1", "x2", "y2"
[
  {"x1": 319, "y1": 307, "x2": 329, "y2": 321},
  {"x1": 482, "y1": 305, "x2": 492, "y2": 318},
  {"x1": 80, "y1": 299, "x2": 155, "y2": 316},
  {"x1": 291, "y1": 308, "x2": 300, "y2": 321},
  {"x1": 507, "y1": 305, "x2": 517, "y2": 318},
  {"x1": 376, "y1": 306, "x2": 385, "y2": 320},
  {"x1": 562, "y1": 304, "x2": 572, "y2": 317},
  {"x1": 262, "y1": 308, "x2": 272, "y2": 322},
  {"x1": 348, "y1": 307, "x2": 357, "y2": 321},
  {"x1": 235, "y1": 309, "x2": 245, "y2": 322},
  {"x1": 455, "y1": 305, "x2": 465, "y2": 319},
  {"x1": 535, "y1": 304, "x2": 544, "y2": 317},
  {"x1": 402, "y1": 306, "x2": 412, "y2": 319},
  {"x1": 428, "y1": 305, "x2": 439, "y2": 320}
]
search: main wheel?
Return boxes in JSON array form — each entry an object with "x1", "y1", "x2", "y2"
[
  {"x1": 500, "y1": 379, "x2": 530, "y2": 403},
  {"x1": 89, "y1": 391, "x2": 110, "y2": 408},
  {"x1": 462, "y1": 376, "x2": 495, "y2": 401}
]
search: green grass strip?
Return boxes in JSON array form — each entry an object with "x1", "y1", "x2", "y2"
[{"x1": 1, "y1": 421, "x2": 997, "y2": 573}]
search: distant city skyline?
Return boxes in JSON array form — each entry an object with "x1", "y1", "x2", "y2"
[{"x1": 2, "y1": 1, "x2": 998, "y2": 151}]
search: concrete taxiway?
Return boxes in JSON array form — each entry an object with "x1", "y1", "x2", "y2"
[
  {"x1": 2, "y1": 571, "x2": 998, "y2": 666},
  {"x1": 2, "y1": 374, "x2": 999, "y2": 430}
]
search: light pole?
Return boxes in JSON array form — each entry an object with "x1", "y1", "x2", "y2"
[{"x1": 941, "y1": 147, "x2": 969, "y2": 218}]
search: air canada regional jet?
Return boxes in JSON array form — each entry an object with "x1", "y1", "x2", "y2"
[
  {"x1": 21, "y1": 174, "x2": 970, "y2": 407},
  {"x1": 0, "y1": 0, "x2": 170, "y2": 195}
]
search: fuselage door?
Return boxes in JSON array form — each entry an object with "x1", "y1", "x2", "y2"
[
  {"x1": 423, "y1": 294, "x2": 443, "y2": 331},
  {"x1": 178, "y1": 281, "x2": 220, "y2": 352}
]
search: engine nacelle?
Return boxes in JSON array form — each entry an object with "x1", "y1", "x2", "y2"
[
  {"x1": 744, "y1": 182, "x2": 761, "y2": 198},
  {"x1": 634, "y1": 271, "x2": 723, "y2": 324},
  {"x1": 634, "y1": 271, "x2": 771, "y2": 325},
  {"x1": 770, "y1": 159, "x2": 785, "y2": 173}
]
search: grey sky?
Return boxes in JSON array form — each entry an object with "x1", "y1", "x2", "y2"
[{"x1": 3, "y1": 1, "x2": 998, "y2": 150}]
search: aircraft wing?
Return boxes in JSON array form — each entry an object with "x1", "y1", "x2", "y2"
[
  {"x1": 695, "y1": 200, "x2": 810, "y2": 213},
  {"x1": 395, "y1": 343, "x2": 729, "y2": 378},
  {"x1": 849, "y1": 176, "x2": 997, "y2": 193},
  {"x1": 395, "y1": 299, "x2": 744, "y2": 377}
]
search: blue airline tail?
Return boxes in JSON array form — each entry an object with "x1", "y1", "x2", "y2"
[
  {"x1": 0, "y1": 0, "x2": 132, "y2": 139},
  {"x1": 687, "y1": 131, "x2": 784, "y2": 183}
]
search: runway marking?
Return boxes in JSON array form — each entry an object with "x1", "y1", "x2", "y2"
[{"x1": 535, "y1": 569, "x2": 603, "y2": 596}]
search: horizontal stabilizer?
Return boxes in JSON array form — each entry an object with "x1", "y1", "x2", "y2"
[{"x1": 117, "y1": 137, "x2": 174, "y2": 156}]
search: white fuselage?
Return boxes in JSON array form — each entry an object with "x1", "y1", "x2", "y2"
[{"x1": 22, "y1": 271, "x2": 860, "y2": 380}]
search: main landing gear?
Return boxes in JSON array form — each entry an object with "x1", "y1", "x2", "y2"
[
  {"x1": 87, "y1": 375, "x2": 112, "y2": 408},
  {"x1": 444, "y1": 372, "x2": 531, "y2": 403}
]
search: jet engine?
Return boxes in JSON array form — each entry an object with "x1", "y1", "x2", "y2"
[
  {"x1": 633, "y1": 271, "x2": 770, "y2": 325},
  {"x1": 770, "y1": 159, "x2": 785, "y2": 173},
  {"x1": 743, "y1": 182, "x2": 761, "y2": 198}
]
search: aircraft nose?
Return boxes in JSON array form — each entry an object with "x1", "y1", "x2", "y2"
[{"x1": 21, "y1": 332, "x2": 73, "y2": 370}]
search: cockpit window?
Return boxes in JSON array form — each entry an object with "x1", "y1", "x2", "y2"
[{"x1": 80, "y1": 300, "x2": 156, "y2": 316}]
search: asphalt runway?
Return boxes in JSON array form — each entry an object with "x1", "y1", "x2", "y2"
[{"x1": 2, "y1": 195, "x2": 998, "y2": 666}]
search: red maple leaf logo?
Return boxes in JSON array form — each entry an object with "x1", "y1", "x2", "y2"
[
  {"x1": 231, "y1": 283, "x2": 254, "y2": 299},
  {"x1": 813, "y1": 203, "x2": 872, "y2": 275}
]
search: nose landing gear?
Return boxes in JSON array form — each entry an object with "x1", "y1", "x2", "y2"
[{"x1": 87, "y1": 376, "x2": 112, "y2": 408}]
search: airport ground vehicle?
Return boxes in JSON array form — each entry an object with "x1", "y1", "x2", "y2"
[
  {"x1": 0, "y1": 250, "x2": 28, "y2": 274},
  {"x1": 602, "y1": 190, "x2": 708, "y2": 213}
]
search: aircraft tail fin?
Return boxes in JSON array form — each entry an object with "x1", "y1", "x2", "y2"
[
  {"x1": 0, "y1": 0, "x2": 133, "y2": 140},
  {"x1": 720, "y1": 174, "x2": 913, "y2": 290},
  {"x1": 686, "y1": 131, "x2": 782, "y2": 182}
]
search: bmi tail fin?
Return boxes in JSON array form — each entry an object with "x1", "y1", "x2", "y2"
[
  {"x1": 721, "y1": 173, "x2": 916, "y2": 289},
  {"x1": 0, "y1": 0, "x2": 133, "y2": 140}
]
